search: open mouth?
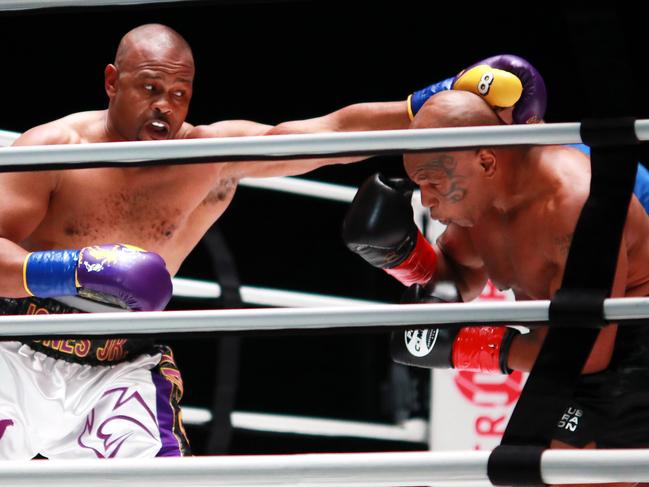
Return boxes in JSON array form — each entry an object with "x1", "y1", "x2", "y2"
[{"x1": 143, "y1": 120, "x2": 170, "y2": 139}]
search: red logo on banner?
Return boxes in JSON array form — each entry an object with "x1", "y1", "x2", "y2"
[
  {"x1": 479, "y1": 281, "x2": 507, "y2": 301},
  {"x1": 454, "y1": 371, "x2": 524, "y2": 407}
]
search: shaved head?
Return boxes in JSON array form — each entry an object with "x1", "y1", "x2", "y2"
[
  {"x1": 115, "y1": 24, "x2": 194, "y2": 72},
  {"x1": 105, "y1": 24, "x2": 195, "y2": 142},
  {"x1": 403, "y1": 91, "x2": 507, "y2": 227},
  {"x1": 411, "y1": 90, "x2": 501, "y2": 130}
]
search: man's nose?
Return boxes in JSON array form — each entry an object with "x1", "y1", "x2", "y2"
[
  {"x1": 151, "y1": 96, "x2": 172, "y2": 114},
  {"x1": 420, "y1": 191, "x2": 439, "y2": 209}
]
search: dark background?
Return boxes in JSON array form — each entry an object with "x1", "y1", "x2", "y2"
[{"x1": 0, "y1": 0, "x2": 646, "y2": 454}]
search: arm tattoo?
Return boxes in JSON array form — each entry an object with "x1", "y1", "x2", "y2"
[{"x1": 203, "y1": 177, "x2": 237, "y2": 206}]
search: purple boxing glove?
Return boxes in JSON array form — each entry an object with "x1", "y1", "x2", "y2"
[
  {"x1": 408, "y1": 54, "x2": 547, "y2": 124},
  {"x1": 466, "y1": 54, "x2": 547, "y2": 124},
  {"x1": 23, "y1": 244, "x2": 173, "y2": 311}
]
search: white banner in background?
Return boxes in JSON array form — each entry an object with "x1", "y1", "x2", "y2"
[{"x1": 430, "y1": 281, "x2": 527, "y2": 450}]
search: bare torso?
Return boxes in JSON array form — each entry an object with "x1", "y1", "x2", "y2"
[
  {"x1": 17, "y1": 111, "x2": 238, "y2": 276},
  {"x1": 465, "y1": 145, "x2": 649, "y2": 300},
  {"x1": 0, "y1": 100, "x2": 410, "y2": 298}
]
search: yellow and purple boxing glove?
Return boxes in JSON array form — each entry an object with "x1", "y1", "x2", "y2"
[
  {"x1": 23, "y1": 244, "x2": 173, "y2": 311},
  {"x1": 407, "y1": 54, "x2": 547, "y2": 124}
]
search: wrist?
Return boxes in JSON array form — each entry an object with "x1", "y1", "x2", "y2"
[
  {"x1": 409, "y1": 77, "x2": 454, "y2": 120},
  {"x1": 384, "y1": 232, "x2": 437, "y2": 286},
  {"x1": 23, "y1": 249, "x2": 80, "y2": 298}
]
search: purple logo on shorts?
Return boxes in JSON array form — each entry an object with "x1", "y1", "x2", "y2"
[
  {"x1": 78, "y1": 387, "x2": 158, "y2": 458},
  {"x1": 0, "y1": 419, "x2": 14, "y2": 440}
]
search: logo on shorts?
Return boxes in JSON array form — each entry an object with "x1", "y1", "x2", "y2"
[
  {"x1": 78, "y1": 387, "x2": 157, "y2": 458},
  {"x1": 557, "y1": 406, "x2": 583, "y2": 432},
  {"x1": 405, "y1": 329, "x2": 438, "y2": 357},
  {"x1": 0, "y1": 419, "x2": 14, "y2": 440}
]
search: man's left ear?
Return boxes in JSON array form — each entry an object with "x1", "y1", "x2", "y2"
[{"x1": 477, "y1": 148, "x2": 497, "y2": 177}]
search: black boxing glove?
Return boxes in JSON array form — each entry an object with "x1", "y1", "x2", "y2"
[
  {"x1": 342, "y1": 173, "x2": 437, "y2": 286},
  {"x1": 391, "y1": 283, "x2": 519, "y2": 374}
]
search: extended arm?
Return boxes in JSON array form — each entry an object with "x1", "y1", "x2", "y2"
[{"x1": 193, "y1": 101, "x2": 409, "y2": 180}]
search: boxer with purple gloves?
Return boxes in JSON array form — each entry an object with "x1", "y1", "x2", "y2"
[
  {"x1": 23, "y1": 244, "x2": 172, "y2": 311},
  {"x1": 0, "y1": 23, "x2": 419, "y2": 461},
  {"x1": 407, "y1": 54, "x2": 547, "y2": 124}
]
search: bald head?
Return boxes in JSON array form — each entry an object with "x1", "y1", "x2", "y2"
[
  {"x1": 411, "y1": 90, "x2": 501, "y2": 130},
  {"x1": 115, "y1": 24, "x2": 194, "y2": 72}
]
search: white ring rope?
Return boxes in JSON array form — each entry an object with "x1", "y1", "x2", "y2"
[
  {"x1": 54, "y1": 280, "x2": 382, "y2": 312},
  {"x1": 0, "y1": 129, "x2": 361, "y2": 203},
  {"x1": 1, "y1": 449, "x2": 649, "y2": 486},
  {"x1": 0, "y1": 130, "x2": 20, "y2": 146},
  {"x1": 172, "y1": 277, "x2": 382, "y2": 307},
  {"x1": 0, "y1": 297, "x2": 647, "y2": 337},
  {"x1": 180, "y1": 407, "x2": 427, "y2": 442},
  {"x1": 1, "y1": 121, "x2": 648, "y2": 169},
  {"x1": 0, "y1": 0, "x2": 191, "y2": 10},
  {"x1": 239, "y1": 176, "x2": 357, "y2": 203},
  {"x1": 232, "y1": 412, "x2": 427, "y2": 443}
]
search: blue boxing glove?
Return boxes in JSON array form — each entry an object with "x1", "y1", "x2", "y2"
[
  {"x1": 23, "y1": 244, "x2": 173, "y2": 311},
  {"x1": 408, "y1": 54, "x2": 547, "y2": 124}
]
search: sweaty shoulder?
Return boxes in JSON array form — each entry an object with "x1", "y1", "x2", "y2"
[
  {"x1": 13, "y1": 123, "x2": 78, "y2": 147},
  {"x1": 538, "y1": 145, "x2": 590, "y2": 208},
  {"x1": 10, "y1": 112, "x2": 103, "y2": 146},
  {"x1": 527, "y1": 146, "x2": 589, "y2": 261}
]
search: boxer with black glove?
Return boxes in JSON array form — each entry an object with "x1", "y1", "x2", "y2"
[
  {"x1": 390, "y1": 282, "x2": 519, "y2": 374},
  {"x1": 343, "y1": 173, "x2": 518, "y2": 374},
  {"x1": 407, "y1": 54, "x2": 547, "y2": 124},
  {"x1": 342, "y1": 173, "x2": 437, "y2": 287}
]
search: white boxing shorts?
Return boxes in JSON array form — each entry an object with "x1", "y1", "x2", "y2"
[{"x1": 0, "y1": 341, "x2": 189, "y2": 459}]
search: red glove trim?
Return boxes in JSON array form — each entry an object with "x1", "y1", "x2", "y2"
[
  {"x1": 452, "y1": 326, "x2": 508, "y2": 374},
  {"x1": 384, "y1": 232, "x2": 437, "y2": 286}
]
